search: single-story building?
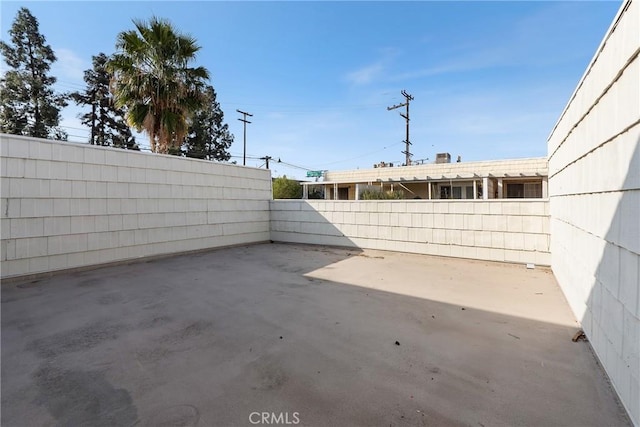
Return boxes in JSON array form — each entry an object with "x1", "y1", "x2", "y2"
[{"x1": 302, "y1": 156, "x2": 548, "y2": 200}]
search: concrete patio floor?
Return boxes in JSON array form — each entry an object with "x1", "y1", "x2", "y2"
[{"x1": 1, "y1": 243, "x2": 631, "y2": 426}]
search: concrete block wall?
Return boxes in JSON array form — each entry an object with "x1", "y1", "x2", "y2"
[
  {"x1": 271, "y1": 200, "x2": 550, "y2": 266},
  {"x1": 0, "y1": 135, "x2": 272, "y2": 279},
  {"x1": 547, "y1": 1, "x2": 639, "y2": 424}
]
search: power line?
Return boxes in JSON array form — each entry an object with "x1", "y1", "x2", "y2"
[
  {"x1": 54, "y1": 81, "x2": 86, "y2": 92},
  {"x1": 313, "y1": 141, "x2": 405, "y2": 168},
  {"x1": 56, "y1": 79, "x2": 85, "y2": 86},
  {"x1": 64, "y1": 134, "x2": 90, "y2": 140},
  {"x1": 276, "y1": 158, "x2": 313, "y2": 171},
  {"x1": 223, "y1": 102, "x2": 387, "y2": 111},
  {"x1": 56, "y1": 84, "x2": 84, "y2": 89},
  {"x1": 58, "y1": 125, "x2": 90, "y2": 133},
  {"x1": 229, "y1": 155, "x2": 262, "y2": 161}
]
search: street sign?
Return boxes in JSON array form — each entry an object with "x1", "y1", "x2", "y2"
[{"x1": 306, "y1": 170, "x2": 323, "y2": 178}]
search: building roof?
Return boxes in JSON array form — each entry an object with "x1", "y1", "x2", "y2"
[{"x1": 307, "y1": 157, "x2": 548, "y2": 185}]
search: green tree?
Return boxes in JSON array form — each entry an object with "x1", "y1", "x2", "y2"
[
  {"x1": 0, "y1": 7, "x2": 67, "y2": 139},
  {"x1": 182, "y1": 85, "x2": 233, "y2": 161},
  {"x1": 108, "y1": 16, "x2": 209, "y2": 154},
  {"x1": 71, "y1": 53, "x2": 137, "y2": 149},
  {"x1": 273, "y1": 176, "x2": 302, "y2": 199}
]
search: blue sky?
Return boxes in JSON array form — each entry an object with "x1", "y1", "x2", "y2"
[{"x1": 1, "y1": 1, "x2": 621, "y2": 179}]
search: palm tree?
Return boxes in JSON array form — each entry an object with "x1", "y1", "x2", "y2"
[{"x1": 108, "y1": 17, "x2": 209, "y2": 154}]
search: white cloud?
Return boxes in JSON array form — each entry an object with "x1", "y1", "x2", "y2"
[
  {"x1": 390, "y1": 42, "x2": 506, "y2": 82},
  {"x1": 389, "y1": 3, "x2": 605, "y2": 84},
  {"x1": 344, "y1": 47, "x2": 400, "y2": 86},
  {"x1": 404, "y1": 84, "x2": 566, "y2": 162},
  {"x1": 53, "y1": 48, "x2": 88, "y2": 82},
  {"x1": 266, "y1": 112, "x2": 286, "y2": 120},
  {"x1": 345, "y1": 61, "x2": 385, "y2": 86}
]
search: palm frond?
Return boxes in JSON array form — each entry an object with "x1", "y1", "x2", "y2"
[{"x1": 108, "y1": 16, "x2": 210, "y2": 153}]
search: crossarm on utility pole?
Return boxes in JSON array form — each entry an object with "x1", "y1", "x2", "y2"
[
  {"x1": 387, "y1": 90, "x2": 414, "y2": 166},
  {"x1": 236, "y1": 109, "x2": 253, "y2": 166}
]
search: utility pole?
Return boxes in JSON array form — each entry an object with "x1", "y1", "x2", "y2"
[
  {"x1": 387, "y1": 90, "x2": 414, "y2": 166},
  {"x1": 236, "y1": 109, "x2": 253, "y2": 166},
  {"x1": 260, "y1": 155, "x2": 272, "y2": 169}
]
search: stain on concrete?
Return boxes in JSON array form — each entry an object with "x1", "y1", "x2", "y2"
[
  {"x1": 160, "y1": 320, "x2": 213, "y2": 346},
  {"x1": 33, "y1": 365, "x2": 137, "y2": 426},
  {"x1": 97, "y1": 293, "x2": 124, "y2": 305},
  {"x1": 141, "y1": 301, "x2": 167, "y2": 312},
  {"x1": 134, "y1": 320, "x2": 208, "y2": 366},
  {"x1": 138, "y1": 315, "x2": 173, "y2": 329},
  {"x1": 252, "y1": 358, "x2": 288, "y2": 391},
  {"x1": 27, "y1": 322, "x2": 126, "y2": 359},
  {"x1": 275, "y1": 263, "x2": 306, "y2": 274},
  {"x1": 1, "y1": 287, "x2": 41, "y2": 303},
  {"x1": 0, "y1": 293, "x2": 17, "y2": 303},
  {"x1": 285, "y1": 281, "x2": 307, "y2": 289},
  {"x1": 416, "y1": 407, "x2": 469, "y2": 427},
  {"x1": 16, "y1": 280, "x2": 44, "y2": 289},
  {"x1": 135, "y1": 347, "x2": 171, "y2": 365},
  {"x1": 137, "y1": 404, "x2": 200, "y2": 427},
  {"x1": 4, "y1": 318, "x2": 35, "y2": 331},
  {"x1": 77, "y1": 278, "x2": 105, "y2": 288}
]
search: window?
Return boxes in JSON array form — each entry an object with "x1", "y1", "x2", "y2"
[
  {"x1": 440, "y1": 186, "x2": 450, "y2": 199},
  {"x1": 465, "y1": 186, "x2": 474, "y2": 199},
  {"x1": 506, "y1": 183, "x2": 524, "y2": 198},
  {"x1": 524, "y1": 182, "x2": 542, "y2": 198},
  {"x1": 452, "y1": 186, "x2": 462, "y2": 199},
  {"x1": 439, "y1": 185, "x2": 472, "y2": 199},
  {"x1": 506, "y1": 182, "x2": 542, "y2": 198}
]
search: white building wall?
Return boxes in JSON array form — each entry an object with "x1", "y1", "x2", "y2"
[
  {"x1": 271, "y1": 200, "x2": 550, "y2": 266},
  {"x1": 547, "y1": 1, "x2": 639, "y2": 424},
  {"x1": 0, "y1": 135, "x2": 272, "y2": 279},
  {"x1": 324, "y1": 157, "x2": 547, "y2": 183}
]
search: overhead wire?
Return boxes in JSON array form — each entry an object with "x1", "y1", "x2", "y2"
[
  {"x1": 275, "y1": 159, "x2": 313, "y2": 171},
  {"x1": 311, "y1": 141, "x2": 405, "y2": 169},
  {"x1": 48, "y1": 81, "x2": 403, "y2": 170},
  {"x1": 221, "y1": 102, "x2": 388, "y2": 112},
  {"x1": 55, "y1": 79, "x2": 85, "y2": 89}
]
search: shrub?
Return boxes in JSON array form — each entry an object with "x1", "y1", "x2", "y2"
[
  {"x1": 273, "y1": 175, "x2": 302, "y2": 199},
  {"x1": 359, "y1": 189, "x2": 405, "y2": 200}
]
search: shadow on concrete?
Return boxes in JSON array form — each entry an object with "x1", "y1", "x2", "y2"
[{"x1": 1, "y1": 243, "x2": 630, "y2": 426}]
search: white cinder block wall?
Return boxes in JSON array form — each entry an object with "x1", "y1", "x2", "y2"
[
  {"x1": 0, "y1": 135, "x2": 272, "y2": 279},
  {"x1": 271, "y1": 200, "x2": 550, "y2": 266},
  {"x1": 547, "y1": 1, "x2": 639, "y2": 424}
]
